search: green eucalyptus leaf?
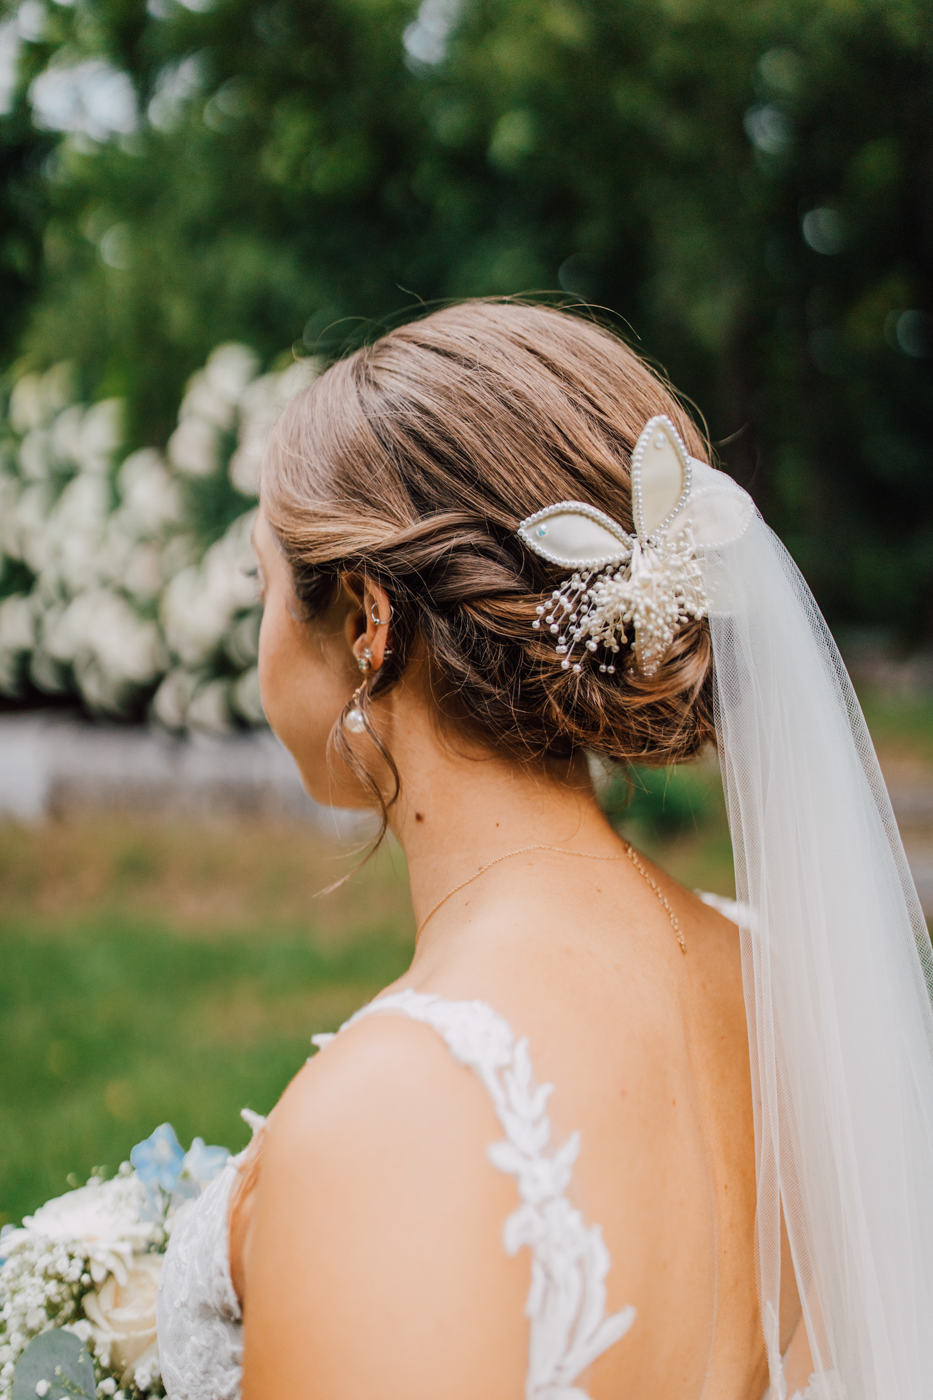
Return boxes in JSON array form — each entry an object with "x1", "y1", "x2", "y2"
[{"x1": 12, "y1": 1330, "x2": 97, "y2": 1400}]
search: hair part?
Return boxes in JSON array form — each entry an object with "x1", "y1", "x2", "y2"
[{"x1": 263, "y1": 300, "x2": 716, "y2": 832}]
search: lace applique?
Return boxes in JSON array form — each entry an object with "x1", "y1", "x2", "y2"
[
  {"x1": 318, "y1": 989, "x2": 636, "y2": 1399},
  {"x1": 156, "y1": 1114, "x2": 264, "y2": 1400}
]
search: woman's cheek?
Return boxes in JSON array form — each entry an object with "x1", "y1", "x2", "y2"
[
  {"x1": 256, "y1": 603, "x2": 289, "y2": 732},
  {"x1": 257, "y1": 600, "x2": 320, "y2": 749},
  {"x1": 257, "y1": 602, "x2": 352, "y2": 800}
]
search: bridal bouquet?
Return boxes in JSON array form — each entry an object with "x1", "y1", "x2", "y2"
[{"x1": 0, "y1": 1124, "x2": 229, "y2": 1400}]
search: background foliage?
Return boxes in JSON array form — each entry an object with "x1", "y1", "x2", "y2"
[{"x1": 0, "y1": 0, "x2": 931, "y2": 722}]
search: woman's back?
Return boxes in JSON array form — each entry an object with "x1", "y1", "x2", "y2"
[{"x1": 240, "y1": 847, "x2": 764, "y2": 1400}]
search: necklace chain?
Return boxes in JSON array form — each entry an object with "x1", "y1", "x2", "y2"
[{"x1": 416, "y1": 842, "x2": 687, "y2": 954}]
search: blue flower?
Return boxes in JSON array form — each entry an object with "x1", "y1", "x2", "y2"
[
  {"x1": 182, "y1": 1137, "x2": 230, "y2": 1191},
  {"x1": 170, "y1": 1137, "x2": 231, "y2": 1204},
  {"x1": 131, "y1": 1123, "x2": 185, "y2": 1192}
]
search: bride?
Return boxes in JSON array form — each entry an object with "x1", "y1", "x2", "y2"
[{"x1": 156, "y1": 302, "x2": 933, "y2": 1400}]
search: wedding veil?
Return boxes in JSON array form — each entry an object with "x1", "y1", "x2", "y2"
[{"x1": 690, "y1": 461, "x2": 933, "y2": 1400}]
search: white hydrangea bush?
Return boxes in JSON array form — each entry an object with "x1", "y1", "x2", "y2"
[{"x1": 0, "y1": 346, "x2": 318, "y2": 729}]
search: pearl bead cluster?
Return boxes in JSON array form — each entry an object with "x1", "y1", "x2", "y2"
[
  {"x1": 532, "y1": 571, "x2": 622, "y2": 674},
  {"x1": 531, "y1": 530, "x2": 707, "y2": 677}
]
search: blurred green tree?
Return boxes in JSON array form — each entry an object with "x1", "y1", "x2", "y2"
[
  {"x1": 2, "y1": 0, "x2": 931, "y2": 634},
  {"x1": 0, "y1": 8, "x2": 52, "y2": 375}
]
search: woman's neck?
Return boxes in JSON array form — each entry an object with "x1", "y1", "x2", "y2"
[{"x1": 382, "y1": 687, "x2": 623, "y2": 945}]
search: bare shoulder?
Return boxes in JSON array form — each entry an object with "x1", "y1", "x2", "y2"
[
  {"x1": 255, "y1": 1009, "x2": 510, "y2": 1186},
  {"x1": 241, "y1": 1011, "x2": 528, "y2": 1400}
]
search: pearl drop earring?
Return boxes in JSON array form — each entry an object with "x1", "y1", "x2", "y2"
[
  {"x1": 344, "y1": 683, "x2": 367, "y2": 734},
  {"x1": 346, "y1": 637, "x2": 380, "y2": 732}
]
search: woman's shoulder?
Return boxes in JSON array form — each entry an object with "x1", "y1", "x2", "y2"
[
  {"x1": 240, "y1": 1003, "x2": 529, "y2": 1398},
  {"x1": 278, "y1": 997, "x2": 504, "y2": 1143},
  {"x1": 259, "y1": 991, "x2": 534, "y2": 1230}
]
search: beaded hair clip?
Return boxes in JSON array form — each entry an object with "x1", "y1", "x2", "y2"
[{"x1": 517, "y1": 415, "x2": 708, "y2": 676}]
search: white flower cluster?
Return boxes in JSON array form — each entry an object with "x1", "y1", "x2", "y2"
[
  {"x1": 0, "y1": 346, "x2": 318, "y2": 728},
  {"x1": 0, "y1": 1168, "x2": 163, "y2": 1400},
  {"x1": 0, "y1": 1128, "x2": 230, "y2": 1400},
  {"x1": 0, "y1": 1235, "x2": 88, "y2": 1394}
]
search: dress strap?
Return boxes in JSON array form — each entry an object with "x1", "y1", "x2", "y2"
[{"x1": 313, "y1": 989, "x2": 635, "y2": 1400}]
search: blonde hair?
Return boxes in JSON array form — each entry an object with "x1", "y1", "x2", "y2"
[{"x1": 263, "y1": 301, "x2": 715, "y2": 814}]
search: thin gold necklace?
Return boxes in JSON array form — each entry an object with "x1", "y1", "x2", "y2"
[{"x1": 415, "y1": 842, "x2": 686, "y2": 954}]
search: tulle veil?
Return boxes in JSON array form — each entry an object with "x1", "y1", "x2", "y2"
[{"x1": 687, "y1": 461, "x2": 933, "y2": 1400}]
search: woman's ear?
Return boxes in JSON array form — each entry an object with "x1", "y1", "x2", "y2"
[{"x1": 341, "y1": 574, "x2": 393, "y2": 673}]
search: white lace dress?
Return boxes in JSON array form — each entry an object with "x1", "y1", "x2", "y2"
[{"x1": 156, "y1": 989, "x2": 637, "y2": 1400}]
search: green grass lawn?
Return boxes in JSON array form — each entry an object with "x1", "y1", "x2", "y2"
[
  {"x1": 1, "y1": 690, "x2": 923, "y2": 1225},
  {"x1": 0, "y1": 821, "x2": 416, "y2": 1225}
]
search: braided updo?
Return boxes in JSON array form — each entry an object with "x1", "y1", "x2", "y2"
[{"x1": 262, "y1": 301, "x2": 715, "y2": 796}]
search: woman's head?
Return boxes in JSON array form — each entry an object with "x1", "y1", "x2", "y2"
[{"x1": 258, "y1": 300, "x2": 715, "y2": 809}]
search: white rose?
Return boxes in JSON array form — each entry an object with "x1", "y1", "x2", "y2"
[
  {"x1": 83, "y1": 1254, "x2": 162, "y2": 1384},
  {"x1": 5, "y1": 1175, "x2": 155, "y2": 1283}
]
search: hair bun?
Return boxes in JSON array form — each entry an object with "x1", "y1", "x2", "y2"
[{"x1": 264, "y1": 300, "x2": 715, "y2": 783}]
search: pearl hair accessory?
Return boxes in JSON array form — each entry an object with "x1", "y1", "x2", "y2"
[{"x1": 517, "y1": 415, "x2": 709, "y2": 676}]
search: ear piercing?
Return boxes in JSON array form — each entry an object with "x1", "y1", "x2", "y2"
[
  {"x1": 346, "y1": 611, "x2": 391, "y2": 733},
  {"x1": 348, "y1": 646, "x2": 373, "y2": 731}
]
